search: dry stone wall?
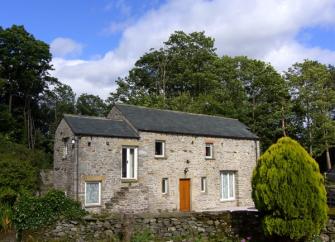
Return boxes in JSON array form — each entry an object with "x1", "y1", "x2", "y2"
[{"x1": 37, "y1": 211, "x2": 264, "y2": 241}]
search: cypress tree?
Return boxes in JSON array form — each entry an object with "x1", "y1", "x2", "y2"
[{"x1": 252, "y1": 137, "x2": 328, "y2": 241}]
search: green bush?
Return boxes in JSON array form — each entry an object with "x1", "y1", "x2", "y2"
[
  {"x1": 13, "y1": 189, "x2": 86, "y2": 231},
  {"x1": 0, "y1": 203, "x2": 13, "y2": 232},
  {"x1": 0, "y1": 159, "x2": 38, "y2": 194},
  {"x1": 252, "y1": 137, "x2": 328, "y2": 241},
  {"x1": 131, "y1": 229, "x2": 154, "y2": 242},
  {"x1": 0, "y1": 187, "x2": 18, "y2": 206}
]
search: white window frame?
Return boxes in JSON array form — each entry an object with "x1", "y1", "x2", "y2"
[
  {"x1": 201, "y1": 177, "x2": 207, "y2": 192},
  {"x1": 162, "y1": 178, "x2": 169, "y2": 194},
  {"x1": 220, "y1": 171, "x2": 235, "y2": 201},
  {"x1": 121, "y1": 146, "x2": 138, "y2": 179},
  {"x1": 155, "y1": 140, "x2": 165, "y2": 157},
  {"x1": 205, "y1": 143, "x2": 213, "y2": 159},
  {"x1": 85, "y1": 181, "x2": 101, "y2": 206}
]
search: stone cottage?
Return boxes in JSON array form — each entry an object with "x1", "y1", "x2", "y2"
[{"x1": 54, "y1": 104, "x2": 259, "y2": 213}]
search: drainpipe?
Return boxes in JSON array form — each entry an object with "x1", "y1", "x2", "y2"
[{"x1": 74, "y1": 136, "x2": 80, "y2": 201}]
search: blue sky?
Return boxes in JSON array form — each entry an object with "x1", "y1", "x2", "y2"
[
  {"x1": 1, "y1": 0, "x2": 165, "y2": 59},
  {"x1": 1, "y1": 0, "x2": 335, "y2": 98}
]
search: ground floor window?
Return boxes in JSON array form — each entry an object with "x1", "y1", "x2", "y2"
[
  {"x1": 220, "y1": 171, "x2": 235, "y2": 201},
  {"x1": 85, "y1": 181, "x2": 101, "y2": 206},
  {"x1": 122, "y1": 147, "x2": 138, "y2": 179}
]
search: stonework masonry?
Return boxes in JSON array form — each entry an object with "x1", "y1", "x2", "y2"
[
  {"x1": 54, "y1": 116, "x2": 259, "y2": 213},
  {"x1": 35, "y1": 211, "x2": 265, "y2": 241}
]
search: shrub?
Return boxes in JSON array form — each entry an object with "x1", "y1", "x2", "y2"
[
  {"x1": 0, "y1": 159, "x2": 38, "y2": 194},
  {"x1": 252, "y1": 137, "x2": 328, "y2": 241},
  {"x1": 0, "y1": 187, "x2": 18, "y2": 206},
  {"x1": 0, "y1": 203, "x2": 13, "y2": 232},
  {"x1": 13, "y1": 189, "x2": 86, "y2": 231},
  {"x1": 131, "y1": 229, "x2": 154, "y2": 242}
]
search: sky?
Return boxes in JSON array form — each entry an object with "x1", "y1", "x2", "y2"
[{"x1": 1, "y1": 0, "x2": 335, "y2": 99}]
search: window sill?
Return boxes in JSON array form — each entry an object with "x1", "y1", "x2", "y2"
[
  {"x1": 155, "y1": 156, "x2": 167, "y2": 160},
  {"x1": 220, "y1": 198, "x2": 235, "y2": 202},
  {"x1": 85, "y1": 204, "x2": 101, "y2": 208},
  {"x1": 121, "y1": 178, "x2": 138, "y2": 183},
  {"x1": 205, "y1": 157, "x2": 215, "y2": 160}
]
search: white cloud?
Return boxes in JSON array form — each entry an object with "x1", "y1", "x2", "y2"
[
  {"x1": 50, "y1": 37, "x2": 83, "y2": 58},
  {"x1": 52, "y1": 0, "x2": 335, "y2": 99}
]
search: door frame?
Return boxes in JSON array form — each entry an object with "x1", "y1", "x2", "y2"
[{"x1": 179, "y1": 178, "x2": 191, "y2": 212}]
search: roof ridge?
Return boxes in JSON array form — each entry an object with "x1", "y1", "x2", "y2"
[
  {"x1": 115, "y1": 103, "x2": 239, "y2": 121},
  {"x1": 64, "y1": 114, "x2": 117, "y2": 121}
]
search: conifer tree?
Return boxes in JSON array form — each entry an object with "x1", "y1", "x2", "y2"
[{"x1": 252, "y1": 137, "x2": 327, "y2": 241}]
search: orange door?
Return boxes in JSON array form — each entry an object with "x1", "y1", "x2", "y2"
[{"x1": 179, "y1": 179, "x2": 191, "y2": 212}]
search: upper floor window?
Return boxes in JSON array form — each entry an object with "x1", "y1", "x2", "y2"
[
  {"x1": 122, "y1": 147, "x2": 138, "y2": 179},
  {"x1": 205, "y1": 143, "x2": 213, "y2": 159},
  {"x1": 155, "y1": 140, "x2": 165, "y2": 157},
  {"x1": 221, "y1": 171, "x2": 235, "y2": 201}
]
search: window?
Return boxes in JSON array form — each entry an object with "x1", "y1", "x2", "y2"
[
  {"x1": 205, "y1": 143, "x2": 213, "y2": 159},
  {"x1": 221, "y1": 171, "x2": 235, "y2": 200},
  {"x1": 85, "y1": 181, "x2": 101, "y2": 206},
  {"x1": 122, "y1": 147, "x2": 138, "y2": 179},
  {"x1": 201, "y1": 177, "x2": 207, "y2": 192},
  {"x1": 155, "y1": 140, "x2": 165, "y2": 157},
  {"x1": 162, "y1": 178, "x2": 168, "y2": 194},
  {"x1": 62, "y1": 138, "x2": 69, "y2": 159}
]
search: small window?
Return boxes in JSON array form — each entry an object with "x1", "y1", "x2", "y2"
[
  {"x1": 221, "y1": 171, "x2": 235, "y2": 201},
  {"x1": 201, "y1": 177, "x2": 207, "y2": 192},
  {"x1": 205, "y1": 143, "x2": 213, "y2": 159},
  {"x1": 62, "y1": 138, "x2": 69, "y2": 159},
  {"x1": 85, "y1": 181, "x2": 101, "y2": 206},
  {"x1": 162, "y1": 178, "x2": 169, "y2": 194},
  {"x1": 155, "y1": 141, "x2": 165, "y2": 157}
]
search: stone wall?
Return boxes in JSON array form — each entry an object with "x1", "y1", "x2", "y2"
[
  {"x1": 37, "y1": 211, "x2": 264, "y2": 241},
  {"x1": 39, "y1": 169, "x2": 54, "y2": 194},
  {"x1": 53, "y1": 119, "x2": 76, "y2": 197}
]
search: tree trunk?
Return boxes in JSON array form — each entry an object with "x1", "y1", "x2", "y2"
[
  {"x1": 281, "y1": 106, "x2": 287, "y2": 137},
  {"x1": 24, "y1": 96, "x2": 35, "y2": 149},
  {"x1": 326, "y1": 146, "x2": 332, "y2": 170}
]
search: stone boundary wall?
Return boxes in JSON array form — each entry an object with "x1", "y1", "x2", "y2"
[{"x1": 37, "y1": 211, "x2": 264, "y2": 241}]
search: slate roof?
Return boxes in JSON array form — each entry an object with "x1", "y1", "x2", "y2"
[
  {"x1": 115, "y1": 104, "x2": 258, "y2": 140},
  {"x1": 63, "y1": 115, "x2": 139, "y2": 138}
]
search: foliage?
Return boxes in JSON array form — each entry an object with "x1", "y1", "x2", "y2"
[
  {"x1": 0, "y1": 159, "x2": 38, "y2": 196},
  {"x1": 13, "y1": 190, "x2": 86, "y2": 231},
  {"x1": 130, "y1": 229, "x2": 154, "y2": 242},
  {"x1": 0, "y1": 25, "x2": 58, "y2": 149},
  {"x1": 76, "y1": 93, "x2": 107, "y2": 116},
  {"x1": 109, "y1": 31, "x2": 290, "y2": 151},
  {"x1": 252, "y1": 137, "x2": 328, "y2": 240},
  {"x1": 0, "y1": 187, "x2": 18, "y2": 206},
  {"x1": 0, "y1": 203, "x2": 13, "y2": 232}
]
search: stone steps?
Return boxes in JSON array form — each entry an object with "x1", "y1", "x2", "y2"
[{"x1": 105, "y1": 184, "x2": 149, "y2": 213}]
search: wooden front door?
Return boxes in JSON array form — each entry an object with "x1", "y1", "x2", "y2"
[{"x1": 179, "y1": 179, "x2": 191, "y2": 212}]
